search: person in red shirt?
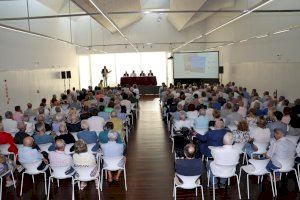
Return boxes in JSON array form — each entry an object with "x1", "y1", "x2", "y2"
[{"x1": 0, "y1": 123, "x2": 18, "y2": 155}]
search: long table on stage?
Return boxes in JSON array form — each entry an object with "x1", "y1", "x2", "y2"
[{"x1": 120, "y1": 76, "x2": 157, "y2": 86}]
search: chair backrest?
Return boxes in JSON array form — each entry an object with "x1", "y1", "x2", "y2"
[
  {"x1": 70, "y1": 132, "x2": 78, "y2": 140},
  {"x1": 87, "y1": 143, "x2": 97, "y2": 154},
  {"x1": 102, "y1": 156, "x2": 125, "y2": 170},
  {"x1": 64, "y1": 143, "x2": 74, "y2": 155},
  {"x1": 176, "y1": 174, "x2": 201, "y2": 189},
  {"x1": 286, "y1": 135, "x2": 300, "y2": 146},
  {"x1": 38, "y1": 143, "x2": 52, "y2": 153},
  {"x1": 74, "y1": 165, "x2": 98, "y2": 181},
  {"x1": 233, "y1": 142, "x2": 245, "y2": 153},
  {"x1": 253, "y1": 142, "x2": 269, "y2": 154},
  {"x1": 21, "y1": 161, "x2": 43, "y2": 174},
  {"x1": 276, "y1": 158, "x2": 295, "y2": 172},
  {"x1": 0, "y1": 144, "x2": 12, "y2": 154},
  {"x1": 248, "y1": 159, "x2": 270, "y2": 175},
  {"x1": 50, "y1": 166, "x2": 73, "y2": 179}
]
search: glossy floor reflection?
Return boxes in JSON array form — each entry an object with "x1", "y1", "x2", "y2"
[{"x1": 2, "y1": 95, "x2": 300, "y2": 199}]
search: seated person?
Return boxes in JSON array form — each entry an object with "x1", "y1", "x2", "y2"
[
  {"x1": 73, "y1": 139, "x2": 98, "y2": 190},
  {"x1": 66, "y1": 114, "x2": 82, "y2": 133},
  {"x1": 196, "y1": 120, "x2": 227, "y2": 158},
  {"x1": 24, "y1": 103, "x2": 36, "y2": 118},
  {"x1": 232, "y1": 120, "x2": 250, "y2": 144},
  {"x1": 193, "y1": 106, "x2": 209, "y2": 134},
  {"x1": 18, "y1": 137, "x2": 49, "y2": 170},
  {"x1": 14, "y1": 122, "x2": 29, "y2": 144},
  {"x1": 52, "y1": 114, "x2": 64, "y2": 135},
  {"x1": 101, "y1": 131, "x2": 125, "y2": 182},
  {"x1": 22, "y1": 114, "x2": 35, "y2": 135},
  {"x1": 0, "y1": 123, "x2": 18, "y2": 155},
  {"x1": 77, "y1": 120, "x2": 99, "y2": 151},
  {"x1": 2, "y1": 111, "x2": 18, "y2": 133},
  {"x1": 123, "y1": 71, "x2": 129, "y2": 77},
  {"x1": 35, "y1": 114, "x2": 51, "y2": 132},
  {"x1": 99, "y1": 122, "x2": 123, "y2": 144},
  {"x1": 173, "y1": 111, "x2": 193, "y2": 131},
  {"x1": 267, "y1": 111, "x2": 287, "y2": 138},
  {"x1": 265, "y1": 128, "x2": 296, "y2": 180},
  {"x1": 186, "y1": 104, "x2": 198, "y2": 120},
  {"x1": 108, "y1": 111, "x2": 125, "y2": 139},
  {"x1": 140, "y1": 70, "x2": 145, "y2": 76},
  {"x1": 209, "y1": 132, "x2": 240, "y2": 188},
  {"x1": 33, "y1": 124, "x2": 55, "y2": 151},
  {"x1": 80, "y1": 105, "x2": 91, "y2": 120},
  {"x1": 98, "y1": 106, "x2": 110, "y2": 122},
  {"x1": 55, "y1": 123, "x2": 76, "y2": 144},
  {"x1": 49, "y1": 139, "x2": 73, "y2": 169},
  {"x1": 120, "y1": 93, "x2": 132, "y2": 114},
  {"x1": 130, "y1": 70, "x2": 137, "y2": 77},
  {"x1": 147, "y1": 70, "x2": 153, "y2": 76},
  {"x1": 87, "y1": 109, "x2": 105, "y2": 132},
  {"x1": 225, "y1": 104, "x2": 243, "y2": 127},
  {"x1": 0, "y1": 154, "x2": 15, "y2": 187},
  {"x1": 13, "y1": 106, "x2": 24, "y2": 122},
  {"x1": 175, "y1": 143, "x2": 203, "y2": 176}
]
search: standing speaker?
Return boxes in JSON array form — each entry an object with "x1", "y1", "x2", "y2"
[
  {"x1": 219, "y1": 66, "x2": 224, "y2": 74},
  {"x1": 66, "y1": 71, "x2": 71, "y2": 79},
  {"x1": 61, "y1": 71, "x2": 66, "y2": 79}
]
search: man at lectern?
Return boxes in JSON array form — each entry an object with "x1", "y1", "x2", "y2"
[{"x1": 101, "y1": 66, "x2": 111, "y2": 87}]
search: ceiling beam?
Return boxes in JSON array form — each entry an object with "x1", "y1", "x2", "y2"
[{"x1": 0, "y1": 9, "x2": 299, "y2": 21}]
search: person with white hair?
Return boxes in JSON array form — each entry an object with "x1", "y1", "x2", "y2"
[
  {"x1": 2, "y1": 111, "x2": 18, "y2": 133},
  {"x1": 14, "y1": 122, "x2": 29, "y2": 144},
  {"x1": 52, "y1": 113, "x2": 64, "y2": 135},
  {"x1": 49, "y1": 139, "x2": 73, "y2": 167},
  {"x1": 173, "y1": 111, "x2": 193, "y2": 131},
  {"x1": 100, "y1": 130, "x2": 125, "y2": 182},
  {"x1": 208, "y1": 132, "x2": 240, "y2": 189}
]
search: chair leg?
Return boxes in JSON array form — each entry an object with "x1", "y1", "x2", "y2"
[
  {"x1": 261, "y1": 175, "x2": 263, "y2": 183},
  {"x1": 268, "y1": 173, "x2": 275, "y2": 197},
  {"x1": 97, "y1": 177, "x2": 101, "y2": 200},
  {"x1": 228, "y1": 177, "x2": 230, "y2": 186},
  {"x1": 212, "y1": 176, "x2": 215, "y2": 200},
  {"x1": 44, "y1": 173, "x2": 47, "y2": 195},
  {"x1": 247, "y1": 174, "x2": 250, "y2": 199},
  {"x1": 72, "y1": 179, "x2": 75, "y2": 200},
  {"x1": 124, "y1": 168, "x2": 127, "y2": 191},
  {"x1": 257, "y1": 176, "x2": 260, "y2": 184},
  {"x1": 207, "y1": 171, "x2": 210, "y2": 187},
  {"x1": 57, "y1": 179, "x2": 60, "y2": 187},
  {"x1": 20, "y1": 172, "x2": 25, "y2": 196},
  {"x1": 236, "y1": 174, "x2": 241, "y2": 199},
  {"x1": 174, "y1": 187, "x2": 177, "y2": 200},
  {"x1": 273, "y1": 171, "x2": 277, "y2": 196},
  {"x1": 239, "y1": 168, "x2": 242, "y2": 183},
  {"x1": 195, "y1": 187, "x2": 197, "y2": 196},
  {"x1": 100, "y1": 169, "x2": 104, "y2": 191},
  {"x1": 32, "y1": 175, "x2": 35, "y2": 183},
  {"x1": 293, "y1": 169, "x2": 300, "y2": 191},
  {"x1": 200, "y1": 185, "x2": 204, "y2": 200},
  {"x1": 10, "y1": 170, "x2": 16, "y2": 188},
  {"x1": 0, "y1": 178, "x2": 2, "y2": 200},
  {"x1": 47, "y1": 177, "x2": 51, "y2": 200}
]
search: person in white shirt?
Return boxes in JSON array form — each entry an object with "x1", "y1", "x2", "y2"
[
  {"x1": 2, "y1": 111, "x2": 18, "y2": 133},
  {"x1": 174, "y1": 111, "x2": 193, "y2": 131},
  {"x1": 101, "y1": 131, "x2": 125, "y2": 182},
  {"x1": 209, "y1": 132, "x2": 240, "y2": 188},
  {"x1": 87, "y1": 109, "x2": 105, "y2": 132},
  {"x1": 132, "y1": 84, "x2": 140, "y2": 100},
  {"x1": 130, "y1": 70, "x2": 137, "y2": 77},
  {"x1": 120, "y1": 93, "x2": 132, "y2": 114},
  {"x1": 265, "y1": 128, "x2": 296, "y2": 179},
  {"x1": 49, "y1": 139, "x2": 73, "y2": 167},
  {"x1": 244, "y1": 117, "x2": 271, "y2": 157},
  {"x1": 22, "y1": 115, "x2": 35, "y2": 135}
]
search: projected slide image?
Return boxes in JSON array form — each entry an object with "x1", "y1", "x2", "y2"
[{"x1": 184, "y1": 55, "x2": 206, "y2": 73}]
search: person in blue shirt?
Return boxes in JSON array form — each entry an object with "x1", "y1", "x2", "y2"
[
  {"x1": 193, "y1": 105, "x2": 209, "y2": 135},
  {"x1": 77, "y1": 120, "x2": 99, "y2": 151},
  {"x1": 175, "y1": 143, "x2": 203, "y2": 176},
  {"x1": 33, "y1": 123, "x2": 55, "y2": 151},
  {"x1": 98, "y1": 105, "x2": 110, "y2": 122},
  {"x1": 99, "y1": 122, "x2": 123, "y2": 144},
  {"x1": 196, "y1": 120, "x2": 227, "y2": 158}
]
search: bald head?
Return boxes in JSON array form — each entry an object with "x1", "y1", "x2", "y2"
[
  {"x1": 23, "y1": 136, "x2": 34, "y2": 147},
  {"x1": 184, "y1": 143, "x2": 196, "y2": 159},
  {"x1": 223, "y1": 132, "x2": 234, "y2": 145}
]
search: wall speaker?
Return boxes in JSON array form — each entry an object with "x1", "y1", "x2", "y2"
[
  {"x1": 219, "y1": 66, "x2": 224, "y2": 74},
  {"x1": 61, "y1": 71, "x2": 66, "y2": 79},
  {"x1": 66, "y1": 71, "x2": 71, "y2": 79}
]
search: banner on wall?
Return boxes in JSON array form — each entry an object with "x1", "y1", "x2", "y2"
[{"x1": 4, "y1": 80, "x2": 10, "y2": 104}]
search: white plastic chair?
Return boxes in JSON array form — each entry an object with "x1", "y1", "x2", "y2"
[
  {"x1": 47, "y1": 165, "x2": 75, "y2": 200},
  {"x1": 70, "y1": 132, "x2": 78, "y2": 141},
  {"x1": 239, "y1": 159, "x2": 275, "y2": 199},
  {"x1": 286, "y1": 135, "x2": 300, "y2": 147},
  {"x1": 72, "y1": 165, "x2": 100, "y2": 200},
  {"x1": 272, "y1": 158, "x2": 300, "y2": 196},
  {"x1": 38, "y1": 143, "x2": 52, "y2": 153},
  {"x1": 208, "y1": 163, "x2": 241, "y2": 200},
  {"x1": 100, "y1": 156, "x2": 127, "y2": 191},
  {"x1": 64, "y1": 143, "x2": 75, "y2": 155},
  {"x1": 233, "y1": 142, "x2": 248, "y2": 164},
  {"x1": 0, "y1": 144, "x2": 17, "y2": 163},
  {"x1": 20, "y1": 161, "x2": 49, "y2": 196},
  {"x1": 250, "y1": 142, "x2": 269, "y2": 159},
  {"x1": 87, "y1": 143, "x2": 98, "y2": 155},
  {"x1": 173, "y1": 174, "x2": 204, "y2": 200},
  {"x1": 0, "y1": 167, "x2": 16, "y2": 200}
]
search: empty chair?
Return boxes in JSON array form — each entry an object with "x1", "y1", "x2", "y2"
[
  {"x1": 239, "y1": 159, "x2": 275, "y2": 199},
  {"x1": 272, "y1": 158, "x2": 300, "y2": 196},
  {"x1": 100, "y1": 156, "x2": 127, "y2": 191},
  {"x1": 47, "y1": 166, "x2": 75, "y2": 200},
  {"x1": 173, "y1": 174, "x2": 204, "y2": 200},
  {"x1": 20, "y1": 161, "x2": 49, "y2": 196},
  {"x1": 72, "y1": 165, "x2": 100, "y2": 200}
]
